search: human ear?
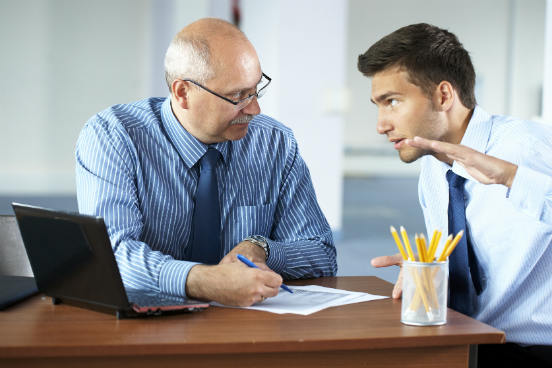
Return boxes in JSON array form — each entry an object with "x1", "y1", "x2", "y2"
[
  {"x1": 433, "y1": 81, "x2": 454, "y2": 112},
  {"x1": 172, "y1": 80, "x2": 190, "y2": 109}
]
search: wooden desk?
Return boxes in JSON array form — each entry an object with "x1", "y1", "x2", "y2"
[{"x1": 0, "y1": 276, "x2": 504, "y2": 368}]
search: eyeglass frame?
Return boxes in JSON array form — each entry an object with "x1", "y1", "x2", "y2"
[{"x1": 181, "y1": 72, "x2": 271, "y2": 109}]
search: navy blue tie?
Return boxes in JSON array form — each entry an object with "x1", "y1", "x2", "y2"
[
  {"x1": 190, "y1": 147, "x2": 222, "y2": 264},
  {"x1": 446, "y1": 170, "x2": 485, "y2": 316}
]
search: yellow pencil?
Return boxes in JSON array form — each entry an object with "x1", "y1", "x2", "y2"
[
  {"x1": 415, "y1": 234, "x2": 424, "y2": 262},
  {"x1": 428, "y1": 230, "x2": 438, "y2": 259},
  {"x1": 410, "y1": 266, "x2": 431, "y2": 315},
  {"x1": 420, "y1": 234, "x2": 439, "y2": 307},
  {"x1": 420, "y1": 234, "x2": 429, "y2": 263},
  {"x1": 437, "y1": 234, "x2": 454, "y2": 262},
  {"x1": 441, "y1": 230, "x2": 464, "y2": 260},
  {"x1": 400, "y1": 227, "x2": 432, "y2": 315},
  {"x1": 390, "y1": 226, "x2": 408, "y2": 261},
  {"x1": 400, "y1": 226, "x2": 415, "y2": 261},
  {"x1": 428, "y1": 230, "x2": 441, "y2": 261}
]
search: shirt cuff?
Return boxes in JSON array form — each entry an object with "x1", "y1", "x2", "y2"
[
  {"x1": 265, "y1": 238, "x2": 286, "y2": 273},
  {"x1": 158, "y1": 259, "x2": 200, "y2": 298},
  {"x1": 508, "y1": 165, "x2": 551, "y2": 219}
]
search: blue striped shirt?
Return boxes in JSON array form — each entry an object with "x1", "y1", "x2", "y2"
[
  {"x1": 75, "y1": 97, "x2": 337, "y2": 298},
  {"x1": 419, "y1": 106, "x2": 552, "y2": 345}
]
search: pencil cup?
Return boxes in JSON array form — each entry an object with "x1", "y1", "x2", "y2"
[{"x1": 401, "y1": 260, "x2": 448, "y2": 326}]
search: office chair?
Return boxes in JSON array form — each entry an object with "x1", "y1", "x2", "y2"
[{"x1": 0, "y1": 215, "x2": 33, "y2": 277}]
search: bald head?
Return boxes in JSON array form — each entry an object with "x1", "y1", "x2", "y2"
[
  {"x1": 181, "y1": 18, "x2": 246, "y2": 41},
  {"x1": 164, "y1": 18, "x2": 256, "y2": 93}
]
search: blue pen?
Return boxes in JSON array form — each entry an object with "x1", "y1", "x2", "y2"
[{"x1": 237, "y1": 254, "x2": 293, "y2": 293}]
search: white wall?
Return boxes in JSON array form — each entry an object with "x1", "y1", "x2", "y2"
[
  {"x1": 345, "y1": 0, "x2": 546, "y2": 176},
  {"x1": 509, "y1": 0, "x2": 545, "y2": 120},
  {"x1": 0, "y1": 0, "x2": 152, "y2": 193},
  {"x1": 0, "y1": 0, "x2": 548, "y2": 233},
  {"x1": 203, "y1": 0, "x2": 346, "y2": 232},
  {"x1": 240, "y1": 0, "x2": 346, "y2": 232},
  {"x1": 543, "y1": 0, "x2": 552, "y2": 122},
  {"x1": 0, "y1": 0, "x2": 345, "y2": 231},
  {"x1": 0, "y1": 0, "x2": 212, "y2": 195}
]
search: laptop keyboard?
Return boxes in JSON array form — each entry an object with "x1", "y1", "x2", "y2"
[{"x1": 126, "y1": 289, "x2": 189, "y2": 307}]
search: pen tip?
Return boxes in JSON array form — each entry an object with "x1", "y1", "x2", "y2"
[{"x1": 390, "y1": 225, "x2": 396, "y2": 232}]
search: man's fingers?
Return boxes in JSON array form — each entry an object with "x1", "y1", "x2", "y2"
[
  {"x1": 248, "y1": 269, "x2": 282, "y2": 301},
  {"x1": 261, "y1": 283, "x2": 281, "y2": 298},
  {"x1": 406, "y1": 136, "x2": 459, "y2": 157},
  {"x1": 256, "y1": 263, "x2": 271, "y2": 271},
  {"x1": 260, "y1": 269, "x2": 283, "y2": 289},
  {"x1": 404, "y1": 136, "x2": 433, "y2": 150},
  {"x1": 371, "y1": 254, "x2": 403, "y2": 268},
  {"x1": 392, "y1": 268, "x2": 403, "y2": 299},
  {"x1": 371, "y1": 255, "x2": 403, "y2": 298},
  {"x1": 218, "y1": 255, "x2": 234, "y2": 264}
]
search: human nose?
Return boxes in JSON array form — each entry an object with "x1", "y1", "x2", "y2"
[
  {"x1": 376, "y1": 110, "x2": 392, "y2": 135},
  {"x1": 241, "y1": 96, "x2": 261, "y2": 115}
]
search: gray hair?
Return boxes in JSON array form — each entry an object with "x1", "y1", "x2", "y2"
[{"x1": 164, "y1": 36, "x2": 215, "y2": 93}]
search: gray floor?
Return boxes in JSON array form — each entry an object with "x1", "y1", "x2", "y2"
[{"x1": 0, "y1": 177, "x2": 425, "y2": 283}]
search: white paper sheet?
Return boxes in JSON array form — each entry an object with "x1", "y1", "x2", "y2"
[{"x1": 212, "y1": 285, "x2": 388, "y2": 315}]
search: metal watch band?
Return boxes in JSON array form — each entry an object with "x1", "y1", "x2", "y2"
[{"x1": 243, "y1": 235, "x2": 269, "y2": 260}]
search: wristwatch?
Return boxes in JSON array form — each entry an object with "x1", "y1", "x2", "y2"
[{"x1": 244, "y1": 235, "x2": 270, "y2": 260}]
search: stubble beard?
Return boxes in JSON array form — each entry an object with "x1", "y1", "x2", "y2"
[
  {"x1": 398, "y1": 106, "x2": 441, "y2": 164},
  {"x1": 398, "y1": 146, "x2": 425, "y2": 163}
]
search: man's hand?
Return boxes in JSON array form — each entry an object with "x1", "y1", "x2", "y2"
[
  {"x1": 186, "y1": 262, "x2": 282, "y2": 306},
  {"x1": 371, "y1": 253, "x2": 404, "y2": 299},
  {"x1": 219, "y1": 240, "x2": 267, "y2": 267},
  {"x1": 405, "y1": 136, "x2": 518, "y2": 187}
]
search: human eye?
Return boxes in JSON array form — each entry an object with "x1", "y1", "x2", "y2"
[
  {"x1": 228, "y1": 91, "x2": 242, "y2": 100},
  {"x1": 228, "y1": 89, "x2": 253, "y2": 101},
  {"x1": 387, "y1": 98, "x2": 399, "y2": 108}
]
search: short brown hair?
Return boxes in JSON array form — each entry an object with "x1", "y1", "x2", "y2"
[{"x1": 358, "y1": 23, "x2": 476, "y2": 109}]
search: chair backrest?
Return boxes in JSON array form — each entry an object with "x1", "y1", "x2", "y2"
[{"x1": 0, "y1": 215, "x2": 33, "y2": 277}]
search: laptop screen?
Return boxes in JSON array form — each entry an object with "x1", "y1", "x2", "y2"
[
  {"x1": 12, "y1": 203, "x2": 209, "y2": 318},
  {"x1": 13, "y1": 204, "x2": 130, "y2": 310}
]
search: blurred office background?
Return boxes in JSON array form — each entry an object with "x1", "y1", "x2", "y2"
[{"x1": 0, "y1": 0, "x2": 549, "y2": 283}]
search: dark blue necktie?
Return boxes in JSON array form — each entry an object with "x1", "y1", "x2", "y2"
[
  {"x1": 446, "y1": 170, "x2": 486, "y2": 316},
  {"x1": 190, "y1": 147, "x2": 222, "y2": 264}
]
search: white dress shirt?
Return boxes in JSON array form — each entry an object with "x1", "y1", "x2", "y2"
[{"x1": 419, "y1": 106, "x2": 552, "y2": 345}]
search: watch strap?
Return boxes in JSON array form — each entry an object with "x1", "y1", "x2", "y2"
[{"x1": 243, "y1": 235, "x2": 269, "y2": 260}]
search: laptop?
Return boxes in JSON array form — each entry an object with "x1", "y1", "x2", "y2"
[{"x1": 12, "y1": 203, "x2": 209, "y2": 318}]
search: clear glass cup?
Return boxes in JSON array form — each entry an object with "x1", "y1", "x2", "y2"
[{"x1": 401, "y1": 260, "x2": 448, "y2": 326}]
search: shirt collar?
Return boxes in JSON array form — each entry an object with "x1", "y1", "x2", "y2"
[
  {"x1": 160, "y1": 97, "x2": 229, "y2": 169},
  {"x1": 458, "y1": 105, "x2": 492, "y2": 154},
  {"x1": 451, "y1": 105, "x2": 493, "y2": 179}
]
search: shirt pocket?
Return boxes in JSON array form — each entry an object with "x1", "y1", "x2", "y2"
[{"x1": 227, "y1": 202, "x2": 277, "y2": 242}]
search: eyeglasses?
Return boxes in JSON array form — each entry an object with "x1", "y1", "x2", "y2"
[{"x1": 182, "y1": 72, "x2": 271, "y2": 110}]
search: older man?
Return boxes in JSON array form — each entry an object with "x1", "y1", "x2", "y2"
[{"x1": 76, "y1": 18, "x2": 336, "y2": 307}]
